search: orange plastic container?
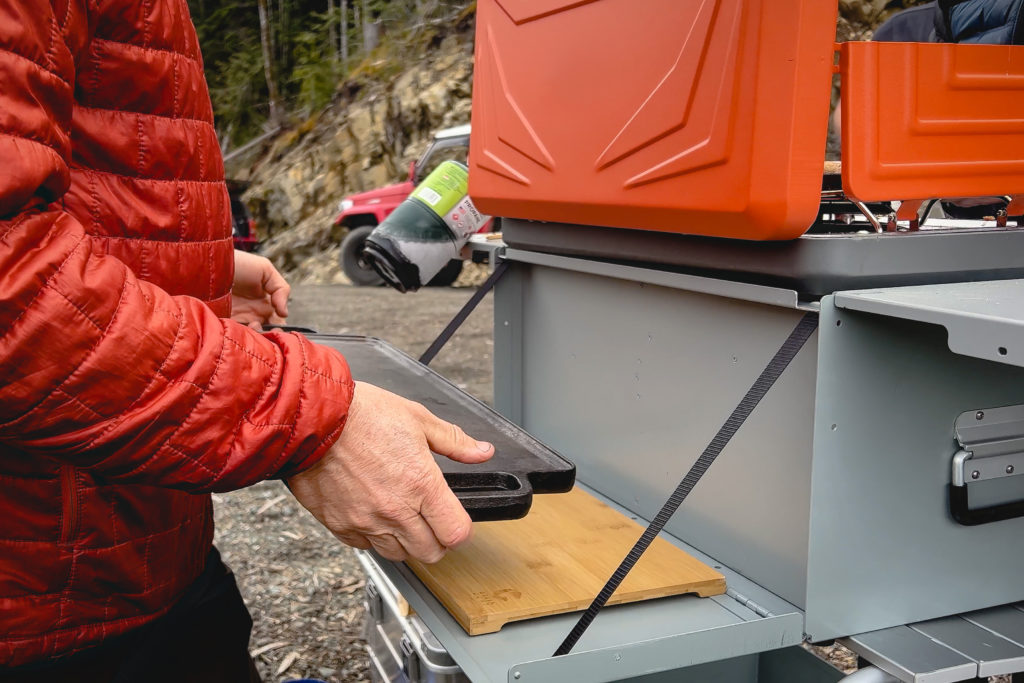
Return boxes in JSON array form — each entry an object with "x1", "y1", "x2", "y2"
[
  {"x1": 840, "y1": 41, "x2": 1024, "y2": 204},
  {"x1": 468, "y1": 0, "x2": 839, "y2": 240}
]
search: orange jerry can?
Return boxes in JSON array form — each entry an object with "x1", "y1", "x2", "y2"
[{"x1": 467, "y1": 0, "x2": 840, "y2": 241}]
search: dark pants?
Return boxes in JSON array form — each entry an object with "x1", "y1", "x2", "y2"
[{"x1": 1, "y1": 548, "x2": 262, "y2": 683}]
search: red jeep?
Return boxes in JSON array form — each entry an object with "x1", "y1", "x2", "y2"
[{"x1": 333, "y1": 124, "x2": 486, "y2": 286}]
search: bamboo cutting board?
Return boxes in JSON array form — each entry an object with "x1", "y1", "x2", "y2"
[{"x1": 407, "y1": 488, "x2": 726, "y2": 635}]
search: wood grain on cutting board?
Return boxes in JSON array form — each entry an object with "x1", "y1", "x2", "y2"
[{"x1": 407, "y1": 487, "x2": 726, "y2": 635}]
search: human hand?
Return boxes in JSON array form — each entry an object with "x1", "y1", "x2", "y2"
[
  {"x1": 287, "y1": 381, "x2": 495, "y2": 563},
  {"x1": 231, "y1": 250, "x2": 290, "y2": 329}
]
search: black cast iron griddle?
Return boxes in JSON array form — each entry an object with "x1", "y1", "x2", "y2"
[{"x1": 306, "y1": 334, "x2": 575, "y2": 521}]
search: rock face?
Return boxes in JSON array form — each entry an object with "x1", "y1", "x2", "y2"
[
  {"x1": 236, "y1": 19, "x2": 474, "y2": 285},
  {"x1": 838, "y1": 0, "x2": 932, "y2": 41},
  {"x1": 239, "y1": 3, "x2": 927, "y2": 285}
]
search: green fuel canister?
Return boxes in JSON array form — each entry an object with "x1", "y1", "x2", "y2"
[{"x1": 363, "y1": 160, "x2": 489, "y2": 292}]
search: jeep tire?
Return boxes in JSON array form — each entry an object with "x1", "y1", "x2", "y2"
[{"x1": 339, "y1": 224, "x2": 384, "y2": 287}]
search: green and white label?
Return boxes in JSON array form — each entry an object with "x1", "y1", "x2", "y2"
[{"x1": 413, "y1": 160, "x2": 470, "y2": 218}]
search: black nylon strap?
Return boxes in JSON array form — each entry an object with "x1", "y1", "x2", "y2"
[
  {"x1": 553, "y1": 311, "x2": 820, "y2": 657},
  {"x1": 419, "y1": 260, "x2": 510, "y2": 366}
]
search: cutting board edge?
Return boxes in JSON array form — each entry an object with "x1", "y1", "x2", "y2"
[
  {"x1": 693, "y1": 576, "x2": 729, "y2": 598},
  {"x1": 457, "y1": 580, "x2": 731, "y2": 636}
]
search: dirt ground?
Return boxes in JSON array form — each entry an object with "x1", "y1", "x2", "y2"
[{"x1": 213, "y1": 283, "x2": 494, "y2": 682}]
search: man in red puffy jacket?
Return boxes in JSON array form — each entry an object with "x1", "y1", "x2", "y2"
[{"x1": 0, "y1": 1, "x2": 493, "y2": 680}]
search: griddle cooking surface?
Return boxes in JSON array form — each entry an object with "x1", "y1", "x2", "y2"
[{"x1": 307, "y1": 334, "x2": 575, "y2": 521}]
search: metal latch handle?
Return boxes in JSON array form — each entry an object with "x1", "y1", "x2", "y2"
[
  {"x1": 948, "y1": 482, "x2": 1024, "y2": 526},
  {"x1": 949, "y1": 447, "x2": 1024, "y2": 526},
  {"x1": 400, "y1": 634, "x2": 421, "y2": 682},
  {"x1": 949, "y1": 407, "x2": 1024, "y2": 526}
]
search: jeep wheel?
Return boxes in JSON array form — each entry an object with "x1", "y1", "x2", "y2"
[{"x1": 339, "y1": 224, "x2": 384, "y2": 287}]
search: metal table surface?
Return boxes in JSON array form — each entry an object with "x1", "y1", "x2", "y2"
[
  {"x1": 835, "y1": 279, "x2": 1024, "y2": 367},
  {"x1": 842, "y1": 604, "x2": 1024, "y2": 682},
  {"x1": 362, "y1": 483, "x2": 805, "y2": 683}
]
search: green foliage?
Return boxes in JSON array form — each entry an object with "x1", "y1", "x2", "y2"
[
  {"x1": 190, "y1": 0, "x2": 268, "y2": 144},
  {"x1": 189, "y1": 0, "x2": 475, "y2": 148},
  {"x1": 289, "y1": 11, "x2": 343, "y2": 114},
  {"x1": 209, "y1": 36, "x2": 269, "y2": 143}
]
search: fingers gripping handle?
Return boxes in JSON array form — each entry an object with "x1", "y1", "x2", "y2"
[{"x1": 444, "y1": 471, "x2": 533, "y2": 522}]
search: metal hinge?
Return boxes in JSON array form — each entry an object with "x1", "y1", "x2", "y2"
[{"x1": 952, "y1": 405, "x2": 1024, "y2": 487}]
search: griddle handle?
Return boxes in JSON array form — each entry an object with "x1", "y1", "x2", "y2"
[
  {"x1": 261, "y1": 325, "x2": 320, "y2": 334},
  {"x1": 446, "y1": 472, "x2": 534, "y2": 523},
  {"x1": 948, "y1": 483, "x2": 1024, "y2": 526}
]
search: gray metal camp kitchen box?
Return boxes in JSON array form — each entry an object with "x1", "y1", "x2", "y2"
[
  {"x1": 503, "y1": 219, "x2": 1024, "y2": 634},
  {"x1": 357, "y1": 220, "x2": 1024, "y2": 682},
  {"x1": 353, "y1": 0, "x2": 1024, "y2": 676}
]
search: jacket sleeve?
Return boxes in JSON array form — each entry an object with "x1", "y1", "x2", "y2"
[
  {"x1": 938, "y1": 0, "x2": 1024, "y2": 44},
  {"x1": 0, "y1": 1, "x2": 354, "y2": 492}
]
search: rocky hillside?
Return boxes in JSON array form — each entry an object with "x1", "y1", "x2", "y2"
[
  {"x1": 230, "y1": 9, "x2": 475, "y2": 285},
  {"x1": 235, "y1": 1, "x2": 925, "y2": 285}
]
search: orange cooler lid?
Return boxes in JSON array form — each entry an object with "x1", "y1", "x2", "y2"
[
  {"x1": 468, "y1": 0, "x2": 839, "y2": 241},
  {"x1": 841, "y1": 41, "x2": 1024, "y2": 204}
]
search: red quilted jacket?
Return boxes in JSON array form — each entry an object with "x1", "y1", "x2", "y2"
[{"x1": 0, "y1": 0, "x2": 355, "y2": 667}]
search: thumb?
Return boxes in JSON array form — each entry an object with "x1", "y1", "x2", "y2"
[
  {"x1": 420, "y1": 413, "x2": 494, "y2": 464},
  {"x1": 262, "y1": 263, "x2": 291, "y2": 319}
]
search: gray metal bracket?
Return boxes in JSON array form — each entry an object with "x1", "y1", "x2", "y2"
[
  {"x1": 507, "y1": 614, "x2": 804, "y2": 683},
  {"x1": 505, "y1": 248, "x2": 803, "y2": 309},
  {"x1": 835, "y1": 280, "x2": 1024, "y2": 367}
]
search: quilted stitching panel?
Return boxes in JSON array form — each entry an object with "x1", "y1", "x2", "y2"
[
  {"x1": 0, "y1": 268, "x2": 109, "y2": 425},
  {"x1": 65, "y1": 0, "x2": 231, "y2": 307},
  {"x1": 0, "y1": 540, "x2": 69, "y2": 599},
  {"x1": 0, "y1": 473, "x2": 61, "y2": 541},
  {"x1": 1, "y1": 0, "x2": 352, "y2": 665},
  {"x1": 79, "y1": 39, "x2": 213, "y2": 121},
  {"x1": 0, "y1": 54, "x2": 73, "y2": 156},
  {"x1": 94, "y1": 0, "x2": 201, "y2": 60},
  {"x1": 94, "y1": 483, "x2": 206, "y2": 544},
  {"x1": 0, "y1": 592, "x2": 64, "y2": 637},
  {"x1": 69, "y1": 110, "x2": 222, "y2": 182},
  {"x1": 1, "y1": 0, "x2": 226, "y2": 662},
  {"x1": 69, "y1": 172, "x2": 199, "y2": 238},
  {"x1": 69, "y1": 108, "x2": 226, "y2": 185}
]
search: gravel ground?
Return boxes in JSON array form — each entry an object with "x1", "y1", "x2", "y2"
[{"x1": 213, "y1": 282, "x2": 494, "y2": 682}]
